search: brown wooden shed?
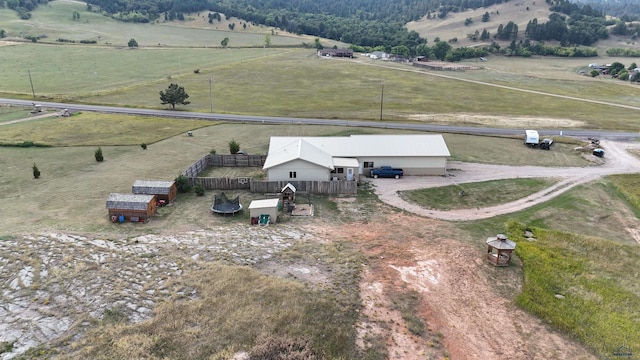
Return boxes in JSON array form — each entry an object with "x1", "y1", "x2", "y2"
[
  {"x1": 132, "y1": 180, "x2": 177, "y2": 203},
  {"x1": 486, "y1": 234, "x2": 516, "y2": 266},
  {"x1": 106, "y1": 193, "x2": 157, "y2": 223}
]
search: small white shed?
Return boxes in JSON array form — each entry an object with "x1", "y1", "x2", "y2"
[{"x1": 248, "y1": 198, "x2": 280, "y2": 224}]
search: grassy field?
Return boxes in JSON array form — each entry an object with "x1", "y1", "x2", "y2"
[
  {"x1": 399, "y1": 178, "x2": 558, "y2": 211},
  {"x1": 0, "y1": 117, "x2": 584, "y2": 233},
  {"x1": 0, "y1": 112, "x2": 213, "y2": 146},
  {"x1": 0, "y1": 105, "x2": 33, "y2": 123},
  {"x1": 2, "y1": 5, "x2": 640, "y2": 358},
  {"x1": 2, "y1": 45, "x2": 639, "y2": 130},
  {"x1": 506, "y1": 221, "x2": 640, "y2": 358},
  {"x1": 0, "y1": 0, "x2": 318, "y2": 48}
]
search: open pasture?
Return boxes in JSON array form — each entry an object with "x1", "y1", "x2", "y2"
[
  {"x1": 0, "y1": 0, "x2": 310, "y2": 47},
  {"x1": 0, "y1": 44, "x2": 288, "y2": 96},
  {"x1": 1, "y1": 43, "x2": 639, "y2": 130},
  {"x1": 81, "y1": 51, "x2": 640, "y2": 130}
]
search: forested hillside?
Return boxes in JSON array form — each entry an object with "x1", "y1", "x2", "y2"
[
  {"x1": 2, "y1": 0, "x2": 639, "y2": 56},
  {"x1": 572, "y1": 0, "x2": 640, "y2": 20}
]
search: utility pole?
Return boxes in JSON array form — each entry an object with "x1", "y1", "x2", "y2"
[
  {"x1": 209, "y1": 77, "x2": 213, "y2": 112},
  {"x1": 28, "y1": 70, "x2": 35, "y2": 99},
  {"x1": 380, "y1": 81, "x2": 384, "y2": 121}
]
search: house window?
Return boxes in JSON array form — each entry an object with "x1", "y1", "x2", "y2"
[
  {"x1": 289, "y1": 171, "x2": 297, "y2": 179},
  {"x1": 364, "y1": 162, "x2": 374, "y2": 168},
  {"x1": 337, "y1": 168, "x2": 344, "y2": 173}
]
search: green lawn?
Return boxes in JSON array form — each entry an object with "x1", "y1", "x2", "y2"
[
  {"x1": 399, "y1": 178, "x2": 558, "y2": 211},
  {"x1": 507, "y1": 221, "x2": 640, "y2": 359},
  {"x1": 0, "y1": 112, "x2": 213, "y2": 146}
]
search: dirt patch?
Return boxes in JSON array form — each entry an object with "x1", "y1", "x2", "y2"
[
  {"x1": 0, "y1": 41, "x2": 21, "y2": 47},
  {"x1": 327, "y1": 212, "x2": 596, "y2": 360},
  {"x1": 402, "y1": 113, "x2": 586, "y2": 128}
]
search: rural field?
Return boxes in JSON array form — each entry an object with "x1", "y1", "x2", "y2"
[{"x1": 1, "y1": 1, "x2": 640, "y2": 359}]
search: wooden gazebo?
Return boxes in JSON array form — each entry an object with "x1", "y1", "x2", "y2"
[{"x1": 486, "y1": 234, "x2": 516, "y2": 266}]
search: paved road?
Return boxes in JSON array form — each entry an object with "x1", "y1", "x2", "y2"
[{"x1": 1, "y1": 98, "x2": 639, "y2": 140}]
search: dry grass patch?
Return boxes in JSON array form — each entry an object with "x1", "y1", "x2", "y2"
[{"x1": 61, "y1": 263, "x2": 360, "y2": 360}]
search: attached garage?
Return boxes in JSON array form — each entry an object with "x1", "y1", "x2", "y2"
[
  {"x1": 132, "y1": 180, "x2": 177, "y2": 203},
  {"x1": 265, "y1": 134, "x2": 450, "y2": 180},
  {"x1": 106, "y1": 193, "x2": 157, "y2": 223}
]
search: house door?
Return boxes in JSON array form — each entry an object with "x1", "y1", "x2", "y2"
[{"x1": 347, "y1": 168, "x2": 354, "y2": 181}]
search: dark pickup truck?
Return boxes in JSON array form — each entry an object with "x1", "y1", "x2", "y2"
[{"x1": 370, "y1": 166, "x2": 404, "y2": 179}]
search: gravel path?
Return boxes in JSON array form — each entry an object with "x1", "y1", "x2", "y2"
[{"x1": 370, "y1": 140, "x2": 640, "y2": 221}]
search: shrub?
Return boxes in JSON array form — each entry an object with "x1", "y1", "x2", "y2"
[
  {"x1": 32, "y1": 163, "x2": 40, "y2": 179},
  {"x1": 141, "y1": 143, "x2": 147, "y2": 150},
  {"x1": 175, "y1": 175, "x2": 192, "y2": 193},
  {"x1": 249, "y1": 336, "x2": 322, "y2": 360},
  {"x1": 94, "y1": 147, "x2": 104, "y2": 162},
  {"x1": 194, "y1": 183, "x2": 205, "y2": 196},
  {"x1": 209, "y1": 148, "x2": 216, "y2": 155},
  {"x1": 229, "y1": 139, "x2": 240, "y2": 154}
]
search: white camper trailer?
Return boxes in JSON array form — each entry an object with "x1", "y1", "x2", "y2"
[{"x1": 524, "y1": 130, "x2": 539, "y2": 147}]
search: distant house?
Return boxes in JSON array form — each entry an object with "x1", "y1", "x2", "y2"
[
  {"x1": 369, "y1": 51, "x2": 388, "y2": 60},
  {"x1": 132, "y1": 180, "x2": 177, "y2": 203},
  {"x1": 317, "y1": 48, "x2": 354, "y2": 58},
  {"x1": 263, "y1": 134, "x2": 450, "y2": 181},
  {"x1": 106, "y1": 193, "x2": 157, "y2": 223}
]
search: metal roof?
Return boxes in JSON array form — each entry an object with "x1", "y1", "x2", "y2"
[
  {"x1": 132, "y1": 180, "x2": 175, "y2": 195},
  {"x1": 106, "y1": 193, "x2": 155, "y2": 210},
  {"x1": 262, "y1": 138, "x2": 334, "y2": 170},
  {"x1": 332, "y1": 157, "x2": 359, "y2": 167},
  {"x1": 268, "y1": 134, "x2": 450, "y2": 158},
  {"x1": 486, "y1": 234, "x2": 516, "y2": 250},
  {"x1": 248, "y1": 198, "x2": 280, "y2": 209},
  {"x1": 281, "y1": 183, "x2": 296, "y2": 193}
]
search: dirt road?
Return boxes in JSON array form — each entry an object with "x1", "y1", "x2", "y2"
[{"x1": 370, "y1": 140, "x2": 640, "y2": 221}]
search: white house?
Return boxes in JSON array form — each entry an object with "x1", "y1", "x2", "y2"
[{"x1": 263, "y1": 134, "x2": 450, "y2": 181}]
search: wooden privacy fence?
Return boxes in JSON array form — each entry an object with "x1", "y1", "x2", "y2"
[
  {"x1": 182, "y1": 154, "x2": 267, "y2": 177},
  {"x1": 208, "y1": 154, "x2": 266, "y2": 167},
  {"x1": 251, "y1": 180, "x2": 357, "y2": 195},
  {"x1": 189, "y1": 177, "x2": 251, "y2": 190},
  {"x1": 183, "y1": 155, "x2": 209, "y2": 178},
  {"x1": 182, "y1": 154, "x2": 357, "y2": 195}
]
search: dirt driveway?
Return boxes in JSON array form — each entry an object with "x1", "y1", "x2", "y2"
[
  {"x1": 370, "y1": 140, "x2": 640, "y2": 221},
  {"x1": 342, "y1": 140, "x2": 640, "y2": 360}
]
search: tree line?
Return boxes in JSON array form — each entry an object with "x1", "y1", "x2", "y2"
[{"x1": 3, "y1": 0, "x2": 639, "y2": 58}]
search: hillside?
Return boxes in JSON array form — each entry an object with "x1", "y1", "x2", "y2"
[{"x1": 407, "y1": 1, "x2": 553, "y2": 47}]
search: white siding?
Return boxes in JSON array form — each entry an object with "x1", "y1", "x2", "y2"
[
  {"x1": 360, "y1": 156, "x2": 448, "y2": 176},
  {"x1": 267, "y1": 159, "x2": 330, "y2": 181},
  {"x1": 249, "y1": 205, "x2": 279, "y2": 222}
]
